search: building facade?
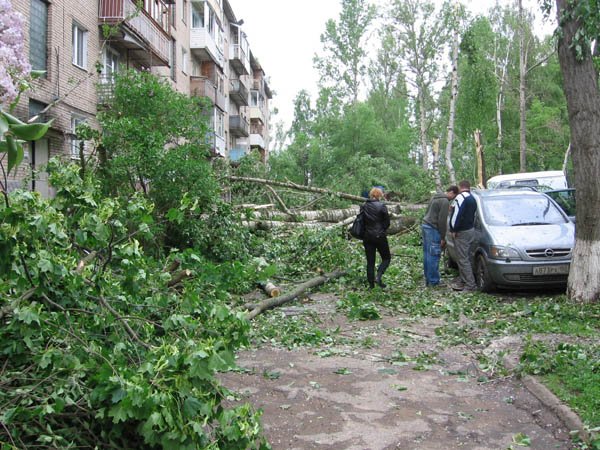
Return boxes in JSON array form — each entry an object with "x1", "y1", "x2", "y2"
[{"x1": 5, "y1": 0, "x2": 272, "y2": 196}]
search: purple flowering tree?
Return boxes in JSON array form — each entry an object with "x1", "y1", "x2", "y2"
[
  {"x1": 0, "y1": 0, "x2": 31, "y2": 106},
  {"x1": 1, "y1": 0, "x2": 52, "y2": 199}
]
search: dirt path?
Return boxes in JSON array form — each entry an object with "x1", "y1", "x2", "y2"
[{"x1": 220, "y1": 292, "x2": 576, "y2": 450}]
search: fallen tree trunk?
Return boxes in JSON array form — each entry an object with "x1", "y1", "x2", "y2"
[
  {"x1": 249, "y1": 204, "x2": 404, "y2": 222},
  {"x1": 246, "y1": 270, "x2": 347, "y2": 320},
  {"x1": 259, "y1": 282, "x2": 281, "y2": 298},
  {"x1": 228, "y1": 175, "x2": 402, "y2": 205},
  {"x1": 243, "y1": 216, "x2": 416, "y2": 235}
]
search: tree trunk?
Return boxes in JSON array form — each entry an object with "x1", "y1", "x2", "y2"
[
  {"x1": 518, "y1": 0, "x2": 527, "y2": 172},
  {"x1": 228, "y1": 176, "x2": 378, "y2": 203},
  {"x1": 445, "y1": 23, "x2": 459, "y2": 186},
  {"x1": 246, "y1": 270, "x2": 347, "y2": 319},
  {"x1": 243, "y1": 217, "x2": 416, "y2": 235},
  {"x1": 555, "y1": 0, "x2": 600, "y2": 303},
  {"x1": 250, "y1": 204, "x2": 403, "y2": 222},
  {"x1": 474, "y1": 130, "x2": 485, "y2": 188},
  {"x1": 433, "y1": 138, "x2": 442, "y2": 191},
  {"x1": 418, "y1": 88, "x2": 429, "y2": 170},
  {"x1": 259, "y1": 282, "x2": 281, "y2": 298},
  {"x1": 496, "y1": 44, "x2": 511, "y2": 174}
]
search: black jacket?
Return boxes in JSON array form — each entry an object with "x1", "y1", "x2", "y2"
[{"x1": 362, "y1": 199, "x2": 390, "y2": 240}]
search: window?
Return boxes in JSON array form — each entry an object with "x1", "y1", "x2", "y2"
[
  {"x1": 28, "y1": 100, "x2": 47, "y2": 123},
  {"x1": 30, "y1": 0, "x2": 48, "y2": 72},
  {"x1": 192, "y1": 4, "x2": 203, "y2": 28},
  {"x1": 181, "y1": 47, "x2": 188, "y2": 74},
  {"x1": 182, "y1": 0, "x2": 188, "y2": 24},
  {"x1": 170, "y1": 39, "x2": 176, "y2": 80},
  {"x1": 102, "y1": 47, "x2": 119, "y2": 80},
  {"x1": 71, "y1": 116, "x2": 86, "y2": 159},
  {"x1": 215, "y1": 110, "x2": 224, "y2": 137},
  {"x1": 72, "y1": 23, "x2": 88, "y2": 69}
]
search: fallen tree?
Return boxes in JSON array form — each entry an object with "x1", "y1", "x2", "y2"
[
  {"x1": 247, "y1": 204, "x2": 404, "y2": 222},
  {"x1": 228, "y1": 175, "x2": 399, "y2": 204},
  {"x1": 242, "y1": 216, "x2": 417, "y2": 235},
  {"x1": 245, "y1": 270, "x2": 347, "y2": 319}
]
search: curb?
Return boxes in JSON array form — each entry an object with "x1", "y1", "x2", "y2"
[
  {"x1": 501, "y1": 350, "x2": 590, "y2": 445},
  {"x1": 520, "y1": 373, "x2": 590, "y2": 444}
]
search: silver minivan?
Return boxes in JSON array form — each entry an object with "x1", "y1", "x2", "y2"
[{"x1": 445, "y1": 189, "x2": 575, "y2": 292}]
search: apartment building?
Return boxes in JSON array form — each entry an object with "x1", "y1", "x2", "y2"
[{"x1": 5, "y1": 0, "x2": 272, "y2": 196}]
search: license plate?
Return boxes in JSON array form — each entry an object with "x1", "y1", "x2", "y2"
[{"x1": 533, "y1": 264, "x2": 570, "y2": 276}]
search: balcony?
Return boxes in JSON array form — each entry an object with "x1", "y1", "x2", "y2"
[
  {"x1": 229, "y1": 147, "x2": 247, "y2": 162},
  {"x1": 190, "y1": 28, "x2": 225, "y2": 69},
  {"x1": 229, "y1": 79, "x2": 248, "y2": 106},
  {"x1": 229, "y1": 115, "x2": 249, "y2": 137},
  {"x1": 205, "y1": 131, "x2": 226, "y2": 158},
  {"x1": 250, "y1": 133, "x2": 265, "y2": 149},
  {"x1": 229, "y1": 44, "x2": 250, "y2": 75},
  {"x1": 97, "y1": 75, "x2": 115, "y2": 105},
  {"x1": 99, "y1": 0, "x2": 170, "y2": 66},
  {"x1": 190, "y1": 76, "x2": 226, "y2": 111},
  {"x1": 249, "y1": 106, "x2": 265, "y2": 124}
]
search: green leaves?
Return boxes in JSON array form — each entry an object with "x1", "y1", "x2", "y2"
[
  {"x1": 0, "y1": 109, "x2": 52, "y2": 175},
  {"x1": 10, "y1": 119, "x2": 53, "y2": 141}
]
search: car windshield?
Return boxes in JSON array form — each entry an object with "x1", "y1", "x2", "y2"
[
  {"x1": 546, "y1": 190, "x2": 576, "y2": 217},
  {"x1": 481, "y1": 196, "x2": 567, "y2": 226}
]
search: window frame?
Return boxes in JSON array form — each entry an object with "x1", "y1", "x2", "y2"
[
  {"x1": 70, "y1": 115, "x2": 87, "y2": 159},
  {"x1": 29, "y1": 0, "x2": 48, "y2": 72},
  {"x1": 72, "y1": 22, "x2": 88, "y2": 69}
]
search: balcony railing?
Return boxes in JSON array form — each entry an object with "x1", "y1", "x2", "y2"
[
  {"x1": 97, "y1": 74, "x2": 116, "y2": 104},
  {"x1": 229, "y1": 79, "x2": 248, "y2": 106},
  {"x1": 229, "y1": 147, "x2": 247, "y2": 162},
  {"x1": 229, "y1": 115, "x2": 249, "y2": 137},
  {"x1": 229, "y1": 44, "x2": 249, "y2": 75},
  {"x1": 249, "y1": 106, "x2": 265, "y2": 124},
  {"x1": 250, "y1": 133, "x2": 265, "y2": 149},
  {"x1": 190, "y1": 77, "x2": 226, "y2": 110},
  {"x1": 190, "y1": 28, "x2": 225, "y2": 68},
  {"x1": 99, "y1": 0, "x2": 170, "y2": 65}
]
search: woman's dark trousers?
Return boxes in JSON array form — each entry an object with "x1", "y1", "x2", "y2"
[{"x1": 363, "y1": 236, "x2": 391, "y2": 288}]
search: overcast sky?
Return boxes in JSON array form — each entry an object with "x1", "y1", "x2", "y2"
[{"x1": 229, "y1": 0, "x2": 555, "y2": 133}]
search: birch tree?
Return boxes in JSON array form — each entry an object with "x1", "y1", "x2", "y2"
[
  {"x1": 552, "y1": 0, "x2": 600, "y2": 302},
  {"x1": 443, "y1": 1, "x2": 469, "y2": 186},
  {"x1": 389, "y1": 0, "x2": 450, "y2": 170}
]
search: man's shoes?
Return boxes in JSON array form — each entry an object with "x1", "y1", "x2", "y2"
[
  {"x1": 376, "y1": 277, "x2": 386, "y2": 288},
  {"x1": 450, "y1": 282, "x2": 465, "y2": 291},
  {"x1": 451, "y1": 282, "x2": 478, "y2": 292}
]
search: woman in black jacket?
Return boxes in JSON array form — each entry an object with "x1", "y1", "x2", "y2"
[{"x1": 362, "y1": 187, "x2": 391, "y2": 288}]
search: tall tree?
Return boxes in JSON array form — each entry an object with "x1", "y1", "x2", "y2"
[
  {"x1": 553, "y1": 0, "x2": 600, "y2": 302},
  {"x1": 313, "y1": 0, "x2": 376, "y2": 105},
  {"x1": 443, "y1": 1, "x2": 469, "y2": 186},
  {"x1": 389, "y1": 0, "x2": 451, "y2": 170},
  {"x1": 488, "y1": 3, "x2": 518, "y2": 174}
]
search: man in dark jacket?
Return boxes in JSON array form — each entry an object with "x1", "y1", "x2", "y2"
[
  {"x1": 362, "y1": 187, "x2": 391, "y2": 288},
  {"x1": 448, "y1": 180, "x2": 478, "y2": 291},
  {"x1": 422, "y1": 185, "x2": 458, "y2": 287}
]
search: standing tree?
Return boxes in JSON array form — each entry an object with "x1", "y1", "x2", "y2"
[
  {"x1": 488, "y1": 3, "x2": 518, "y2": 174},
  {"x1": 313, "y1": 0, "x2": 376, "y2": 105},
  {"x1": 552, "y1": 0, "x2": 600, "y2": 302},
  {"x1": 389, "y1": 0, "x2": 451, "y2": 170},
  {"x1": 443, "y1": 1, "x2": 469, "y2": 186}
]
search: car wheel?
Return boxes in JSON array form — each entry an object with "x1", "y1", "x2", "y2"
[
  {"x1": 443, "y1": 248, "x2": 458, "y2": 274},
  {"x1": 475, "y1": 254, "x2": 495, "y2": 292}
]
